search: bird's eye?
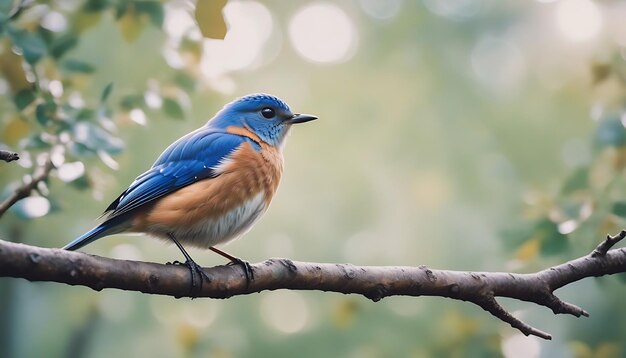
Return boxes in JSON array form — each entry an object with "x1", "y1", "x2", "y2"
[{"x1": 261, "y1": 107, "x2": 275, "y2": 119}]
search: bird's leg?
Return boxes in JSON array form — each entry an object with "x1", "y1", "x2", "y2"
[
  {"x1": 209, "y1": 246, "x2": 254, "y2": 286},
  {"x1": 167, "y1": 233, "x2": 209, "y2": 296}
]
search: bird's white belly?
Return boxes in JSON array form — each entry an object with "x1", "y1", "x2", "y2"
[{"x1": 168, "y1": 192, "x2": 267, "y2": 248}]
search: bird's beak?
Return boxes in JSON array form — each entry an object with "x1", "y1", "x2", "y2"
[{"x1": 284, "y1": 113, "x2": 317, "y2": 124}]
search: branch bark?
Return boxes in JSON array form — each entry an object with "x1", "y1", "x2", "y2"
[
  {"x1": 1, "y1": 232, "x2": 625, "y2": 340},
  {"x1": 0, "y1": 150, "x2": 19, "y2": 163}
]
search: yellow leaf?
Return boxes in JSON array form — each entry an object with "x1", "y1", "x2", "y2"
[
  {"x1": 2, "y1": 115, "x2": 31, "y2": 146},
  {"x1": 0, "y1": 41, "x2": 30, "y2": 93},
  {"x1": 72, "y1": 11, "x2": 103, "y2": 33},
  {"x1": 595, "y1": 342, "x2": 621, "y2": 358},
  {"x1": 515, "y1": 238, "x2": 540, "y2": 262},
  {"x1": 332, "y1": 299, "x2": 360, "y2": 328},
  {"x1": 118, "y1": 8, "x2": 147, "y2": 43},
  {"x1": 568, "y1": 341, "x2": 593, "y2": 358},
  {"x1": 195, "y1": 0, "x2": 228, "y2": 39},
  {"x1": 176, "y1": 323, "x2": 200, "y2": 352}
]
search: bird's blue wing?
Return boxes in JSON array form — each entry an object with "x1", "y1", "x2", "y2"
[{"x1": 104, "y1": 128, "x2": 258, "y2": 219}]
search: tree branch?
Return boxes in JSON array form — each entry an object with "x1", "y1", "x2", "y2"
[
  {"x1": 0, "y1": 150, "x2": 19, "y2": 163},
  {"x1": 1, "y1": 233, "x2": 625, "y2": 340},
  {"x1": 0, "y1": 156, "x2": 54, "y2": 219}
]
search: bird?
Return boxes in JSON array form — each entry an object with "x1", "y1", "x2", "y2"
[{"x1": 63, "y1": 93, "x2": 317, "y2": 292}]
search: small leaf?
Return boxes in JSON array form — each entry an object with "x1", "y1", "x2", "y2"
[
  {"x1": 592, "y1": 62, "x2": 611, "y2": 85},
  {"x1": 120, "y1": 94, "x2": 144, "y2": 110},
  {"x1": 195, "y1": 0, "x2": 228, "y2": 39},
  {"x1": 163, "y1": 97, "x2": 185, "y2": 120},
  {"x1": 73, "y1": 10, "x2": 103, "y2": 32},
  {"x1": 595, "y1": 115, "x2": 626, "y2": 147},
  {"x1": 83, "y1": 0, "x2": 111, "y2": 12},
  {"x1": 117, "y1": 8, "x2": 146, "y2": 43},
  {"x1": 612, "y1": 201, "x2": 626, "y2": 218},
  {"x1": 0, "y1": 47, "x2": 30, "y2": 91},
  {"x1": 8, "y1": 27, "x2": 47, "y2": 64},
  {"x1": 135, "y1": 1, "x2": 164, "y2": 27},
  {"x1": 23, "y1": 134, "x2": 53, "y2": 150},
  {"x1": 73, "y1": 122, "x2": 124, "y2": 154},
  {"x1": 535, "y1": 219, "x2": 569, "y2": 256},
  {"x1": 2, "y1": 115, "x2": 31, "y2": 145},
  {"x1": 174, "y1": 72, "x2": 196, "y2": 92},
  {"x1": 62, "y1": 59, "x2": 96, "y2": 73},
  {"x1": 515, "y1": 238, "x2": 540, "y2": 262},
  {"x1": 560, "y1": 167, "x2": 589, "y2": 195},
  {"x1": 100, "y1": 82, "x2": 114, "y2": 103},
  {"x1": 69, "y1": 174, "x2": 90, "y2": 190},
  {"x1": 14, "y1": 88, "x2": 35, "y2": 110},
  {"x1": 49, "y1": 34, "x2": 79, "y2": 59},
  {"x1": 35, "y1": 102, "x2": 57, "y2": 126}
]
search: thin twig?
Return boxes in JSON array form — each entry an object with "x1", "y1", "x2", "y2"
[
  {"x1": 0, "y1": 233, "x2": 625, "y2": 340},
  {"x1": 592, "y1": 229, "x2": 626, "y2": 257},
  {"x1": 0, "y1": 157, "x2": 54, "y2": 219},
  {"x1": 0, "y1": 150, "x2": 19, "y2": 163}
]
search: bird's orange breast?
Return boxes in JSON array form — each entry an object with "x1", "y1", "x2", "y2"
[{"x1": 133, "y1": 133, "x2": 283, "y2": 234}]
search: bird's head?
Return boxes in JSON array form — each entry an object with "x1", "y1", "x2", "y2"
[{"x1": 208, "y1": 93, "x2": 317, "y2": 147}]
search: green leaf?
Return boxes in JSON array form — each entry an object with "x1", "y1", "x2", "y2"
[
  {"x1": 560, "y1": 167, "x2": 589, "y2": 195},
  {"x1": 612, "y1": 201, "x2": 626, "y2": 218},
  {"x1": 595, "y1": 115, "x2": 626, "y2": 147},
  {"x1": 69, "y1": 174, "x2": 90, "y2": 190},
  {"x1": 14, "y1": 88, "x2": 35, "y2": 110},
  {"x1": 49, "y1": 34, "x2": 78, "y2": 59},
  {"x1": 62, "y1": 59, "x2": 96, "y2": 73},
  {"x1": 174, "y1": 72, "x2": 196, "y2": 92},
  {"x1": 120, "y1": 94, "x2": 144, "y2": 110},
  {"x1": 75, "y1": 108, "x2": 96, "y2": 121},
  {"x1": 163, "y1": 97, "x2": 185, "y2": 120},
  {"x1": 8, "y1": 27, "x2": 47, "y2": 64},
  {"x1": 35, "y1": 102, "x2": 57, "y2": 126},
  {"x1": 101, "y1": 83, "x2": 114, "y2": 103},
  {"x1": 83, "y1": 0, "x2": 111, "y2": 12},
  {"x1": 23, "y1": 134, "x2": 52, "y2": 150},
  {"x1": 195, "y1": 0, "x2": 228, "y2": 39},
  {"x1": 535, "y1": 219, "x2": 569, "y2": 256},
  {"x1": 0, "y1": 13, "x2": 8, "y2": 35},
  {"x1": 136, "y1": 1, "x2": 164, "y2": 27},
  {"x1": 73, "y1": 122, "x2": 124, "y2": 154}
]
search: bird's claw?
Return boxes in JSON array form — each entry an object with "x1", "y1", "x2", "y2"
[
  {"x1": 181, "y1": 259, "x2": 210, "y2": 297},
  {"x1": 227, "y1": 258, "x2": 254, "y2": 286}
]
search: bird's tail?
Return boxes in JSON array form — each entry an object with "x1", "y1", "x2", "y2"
[{"x1": 63, "y1": 222, "x2": 119, "y2": 251}]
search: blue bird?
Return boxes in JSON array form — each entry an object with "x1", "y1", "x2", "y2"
[{"x1": 64, "y1": 93, "x2": 316, "y2": 291}]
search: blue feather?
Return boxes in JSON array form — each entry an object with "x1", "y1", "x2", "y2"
[
  {"x1": 105, "y1": 129, "x2": 249, "y2": 220},
  {"x1": 63, "y1": 220, "x2": 124, "y2": 250}
]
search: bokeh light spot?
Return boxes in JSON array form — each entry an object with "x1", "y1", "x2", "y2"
[
  {"x1": 57, "y1": 161, "x2": 85, "y2": 182},
  {"x1": 201, "y1": 1, "x2": 274, "y2": 78},
  {"x1": 260, "y1": 291, "x2": 309, "y2": 334},
  {"x1": 501, "y1": 334, "x2": 540, "y2": 358},
  {"x1": 555, "y1": 0, "x2": 603, "y2": 42},
  {"x1": 359, "y1": 0, "x2": 403, "y2": 21},
  {"x1": 471, "y1": 36, "x2": 526, "y2": 93},
  {"x1": 18, "y1": 196, "x2": 50, "y2": 218},
  {"x1": 289, "y1": 3, "x2": 358, "y2": 64}
]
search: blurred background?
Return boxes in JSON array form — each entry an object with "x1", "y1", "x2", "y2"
[{"x1": 2, "y1": 0, "x2": 626, "y2": 357}]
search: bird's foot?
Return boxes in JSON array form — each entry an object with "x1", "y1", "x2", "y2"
[
  {"x1": 168, "y1": 259, "x2": 210, "y2": 297},
  {"x1": 186, "y1": 259, "x2": 211, "y2": 297},
  {"x1": 227, "y1": 258, "x2": 254, "y2": 287}
]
